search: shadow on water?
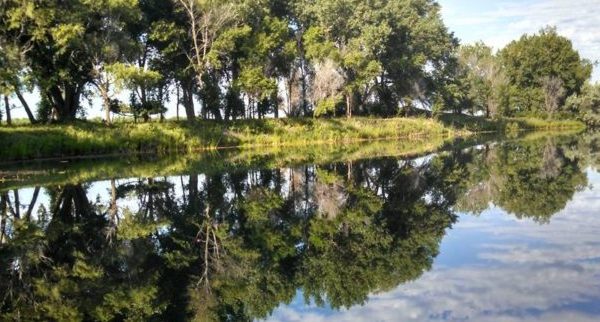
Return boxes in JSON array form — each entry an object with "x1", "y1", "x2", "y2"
[{"x1": 0, "y1": 131, "x2": 598, "y2": 321}]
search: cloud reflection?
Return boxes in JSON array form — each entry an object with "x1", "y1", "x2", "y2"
[{"x1": 266, "y1": 169, "x2": 600, "y2": 322}]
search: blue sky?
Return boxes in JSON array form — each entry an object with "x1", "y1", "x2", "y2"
[{"x1": 440, "y1": 0, "x2": 600, "y2": 81}]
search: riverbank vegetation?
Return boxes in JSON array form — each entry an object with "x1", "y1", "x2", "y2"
[
  {"x1": 0, "y1": 0, "x2": 597, "y2": 158},
  {"x1": 0, "y1": 117, "x2": 461, "y2": 161},
  {"x1": 0, "y1": 136, "x2": 462, "y2": 190},
  {"x1": 0, "y1": 116, "x2": 585, "y2": 161},
  {"x1": 0, "y1": 130, "x2": 583, "y2": 191}
]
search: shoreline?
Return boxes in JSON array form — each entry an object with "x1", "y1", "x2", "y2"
[
  {"x1": 0, "y1": 129, "x2": 585, "y2": 191},
  {"x1": 0, "y1": 116, "x2": 585, "y2": 162}
]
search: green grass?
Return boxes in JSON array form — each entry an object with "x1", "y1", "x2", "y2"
[
  {"x1": 438, "y1": 114, "x2": 586, "y2": 132},
  {"x1": 0, "y1": 134, "x2": 488, "y2": 191},
  {"x1": 0, "y1": 115, "x2": 584, "y2": 162},
  {"x1": 1, "y1": 129, "x2": 582, "y2": 192},
  {"x1": 0, "y1": 117, "x2": 466, "y2": 161}
]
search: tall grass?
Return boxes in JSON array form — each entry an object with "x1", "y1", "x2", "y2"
[
  {"x1": 0, "y1": 115, "x2": 583, "y2": 162},
  {"x1": 0, "y1": 135, "x2": 480, "y2": 191},
  {"x1": 438, "y1": 114, "x2": 586, "y2": 132},
  {"x1": 1, "y1": 128, "x2": 583, "y2": 191},
  {"x1": 0, "y1": 117, "x2": 466, "y2": 161}
]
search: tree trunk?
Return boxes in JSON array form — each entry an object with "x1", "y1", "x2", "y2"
[
  {"x1": 347, "y1": 161, "x2": 353, "y2": 181},
  {"x1": 346, "y1": 94, "x2": 353, "y2": 119},
  {"x1": 298, "y1": 32, "x2": 309, "y2": 116},
  {"x1": 47, "y1": 83, "x2": 81, "y2": 122},
  {"x1": 182, "y1": 81, "x2": 196, "y2": 121},
  {"x1": 13, "y1": 190, "x2": 20, "y2": 219},
  {"x1": 176, "y1": 85, "x2": 180, "y2": 121},
  {"x1": 15, "y1": 89, "x2": 36, "y2": 124},
  {"x1": 4, "y1": 96, "x2": 11, "y2": 125},
  {"x1": 188, "y1": 174, "x2": 200, "y2": 212},
  {"x1": 110, "y1": 179, "x2": 117, "y2": 220},
  {"x1": 286, "y1": 77, "x2": 293, "y2": 117},
  {"x1": 0, "y1": 193, "x2": 7, "y2": 244},
  {"x1": 99, "y1": 85, "x2": 111, "y2": 124}
]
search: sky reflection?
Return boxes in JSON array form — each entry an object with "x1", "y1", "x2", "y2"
[{"x1": 266, "y1": 169, "x2": 600, "y2": 322}]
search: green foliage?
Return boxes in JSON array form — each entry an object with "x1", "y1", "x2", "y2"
[
  {"x1": 506, "y1": 122, "x2": 520, "y2": 134},
  {"x1": 1, "y1": 0, "x2": 593, "y2": 126},
  {"x1": 0, "y1": 0, "x2": 144, "y2": 121},
  {"x1": 314, "y1": 96, "x2": 341, "y2": 117},
  {"x1": 566, "y1": 83, "x2": 600, "y2": 126},
  {"x1": 499, "y1": 27, "x2": 592, "y2": 115},
  {"x1": 457, "y1": 42, "x2": 509, "y2": 117},
  {"x1": 299, "y1": 0, "x2": 456, "y2": 117},
  {"x1": 108, "y1": 63, "x2": 163, "y2": 92},
  {"x1": 437, "y1": 113, "x2": 585, "y2": 133},
  {"x1": 455, "y1": 137, "x2": 589, "y2": 223}
]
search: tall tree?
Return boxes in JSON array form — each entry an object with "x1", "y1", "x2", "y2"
[
  {"x1": 500, "y1": 27, "x2": 592, "y2": 115},
  {"x1": 175, "y1": 0, "x2": 240, "y2": 118},
  {"x1": 87, "y1": 0, "x2": 141, "y2": 124},
  {"x1": 0, "y1": 0, "x2": 147, "y2": 122},
  {"x1": 458, "y1": 42, "x2": 508, "y2": 118}
]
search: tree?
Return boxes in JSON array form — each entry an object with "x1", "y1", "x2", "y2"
[
  {"x1": 298, "y1": 0, "x2": 457, "y2": 118},
  {"x1": 375, "y1": 0, "x2": 458, "y2": 115},
  {"x1": 0, "y1": 0, "x2": 152, "y2": 122},
  {"x1": 3, "y1": 95, "x2": 10, "y2": 125},
  {"x1": 566, "y1": 83, "x2": 600, "y2": 126},
  {"x1": 235, "y1": 12, "x2": 297, "y2": 119},
  {"x1": 0, "y1": 37, "x2": 36, "y2": 124},
  {"x1": 1, "y1": 1, "x2": 89, "y2": 121},
  {"x1": 300, "y1": 0, "x2": 385, "y2": 118},
  {"x1": 458, "y1": 42, "x2": 508, "y2": 118},
  {"x1": 500, "y1": 27, "x2": 592, "y2": 115},
  {"x1": 87, "y1": 0, "x2": 141, "y2": 124},
  {"x1": 107, "y1": 63, "x2": 165, "y2": 122},
  {"x1": 175, "y1": 0, "x2": 239, "y2": 90},
  {"x1": 311, "y1": 59, "x2": 344, "y2": 117}
]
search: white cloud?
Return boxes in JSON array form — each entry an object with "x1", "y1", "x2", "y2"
[
  {"x1": 442, "y1": 0, "x2": 600, "y2": 81},
  {"x1": 265, "y1": 168, "x2": 600, "y2": 322}
]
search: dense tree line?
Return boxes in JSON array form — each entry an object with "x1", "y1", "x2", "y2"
[
  {"x1": 0, "y1": 0, "x2": 458, "y2": 123},
  {"x1": 0, "y1": 1, "x2": 597, "y2": 125}
]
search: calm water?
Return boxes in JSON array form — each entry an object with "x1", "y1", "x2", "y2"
[{"x1": 1, "y1": 133, "x2": 600, "y2": 321}]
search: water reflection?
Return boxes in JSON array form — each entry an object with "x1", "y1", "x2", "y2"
[{"x1": 0, "y1": 134, "x2": 598, "y2": 321}]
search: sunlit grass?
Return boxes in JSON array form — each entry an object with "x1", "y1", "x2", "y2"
[
  {"x1": 438, "y1": 114, "x2": 586, "y2": 132},
  {"x1": 0, "y1": 117, "x2": 467, "y2": 161},
  {"x1": 0, "y1": 129, "x2": 583, "y2": 191},
  {"x1": 0, "y1": 135, "x2": 471, "y2": 191}
]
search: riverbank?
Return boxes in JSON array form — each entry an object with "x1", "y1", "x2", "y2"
[
  {"x1": 438, "y1": 114, "x2": 586, "y2": 132},
  {"x1": 0, "y1": 129, "x2": 585, "y2": 191},
  {"x1": 0, "y1": 116, "x2": 584, "y2": 162}
]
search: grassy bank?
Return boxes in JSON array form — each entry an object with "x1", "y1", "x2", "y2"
[
  {"x1": 0, "y1": 129, "x2": 583, "y2": 191},
  {"x1": 0, "y1": 134, "x2": 490, "y2": 191},
  {"x1": 438, "y1": 114, "x2": 586, "y2": 132},
  {"x1": 0, "y1": 116, "x2": 584, "y2": 162},
  {"x1": 0, "y1": 117, "x2": 463, "y2": 161}
]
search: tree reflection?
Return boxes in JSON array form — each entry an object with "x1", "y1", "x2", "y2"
[
  {"x1": 455, "y1": 138, "x2": 587, "y2": 223},
  {"x1": 0, "y1": 136, "x2": 593, "y2": 321}
]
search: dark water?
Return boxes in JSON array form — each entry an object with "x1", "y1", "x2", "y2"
[{"x1": 1, "y1": 133, "x2": 600, "y2": 321}]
